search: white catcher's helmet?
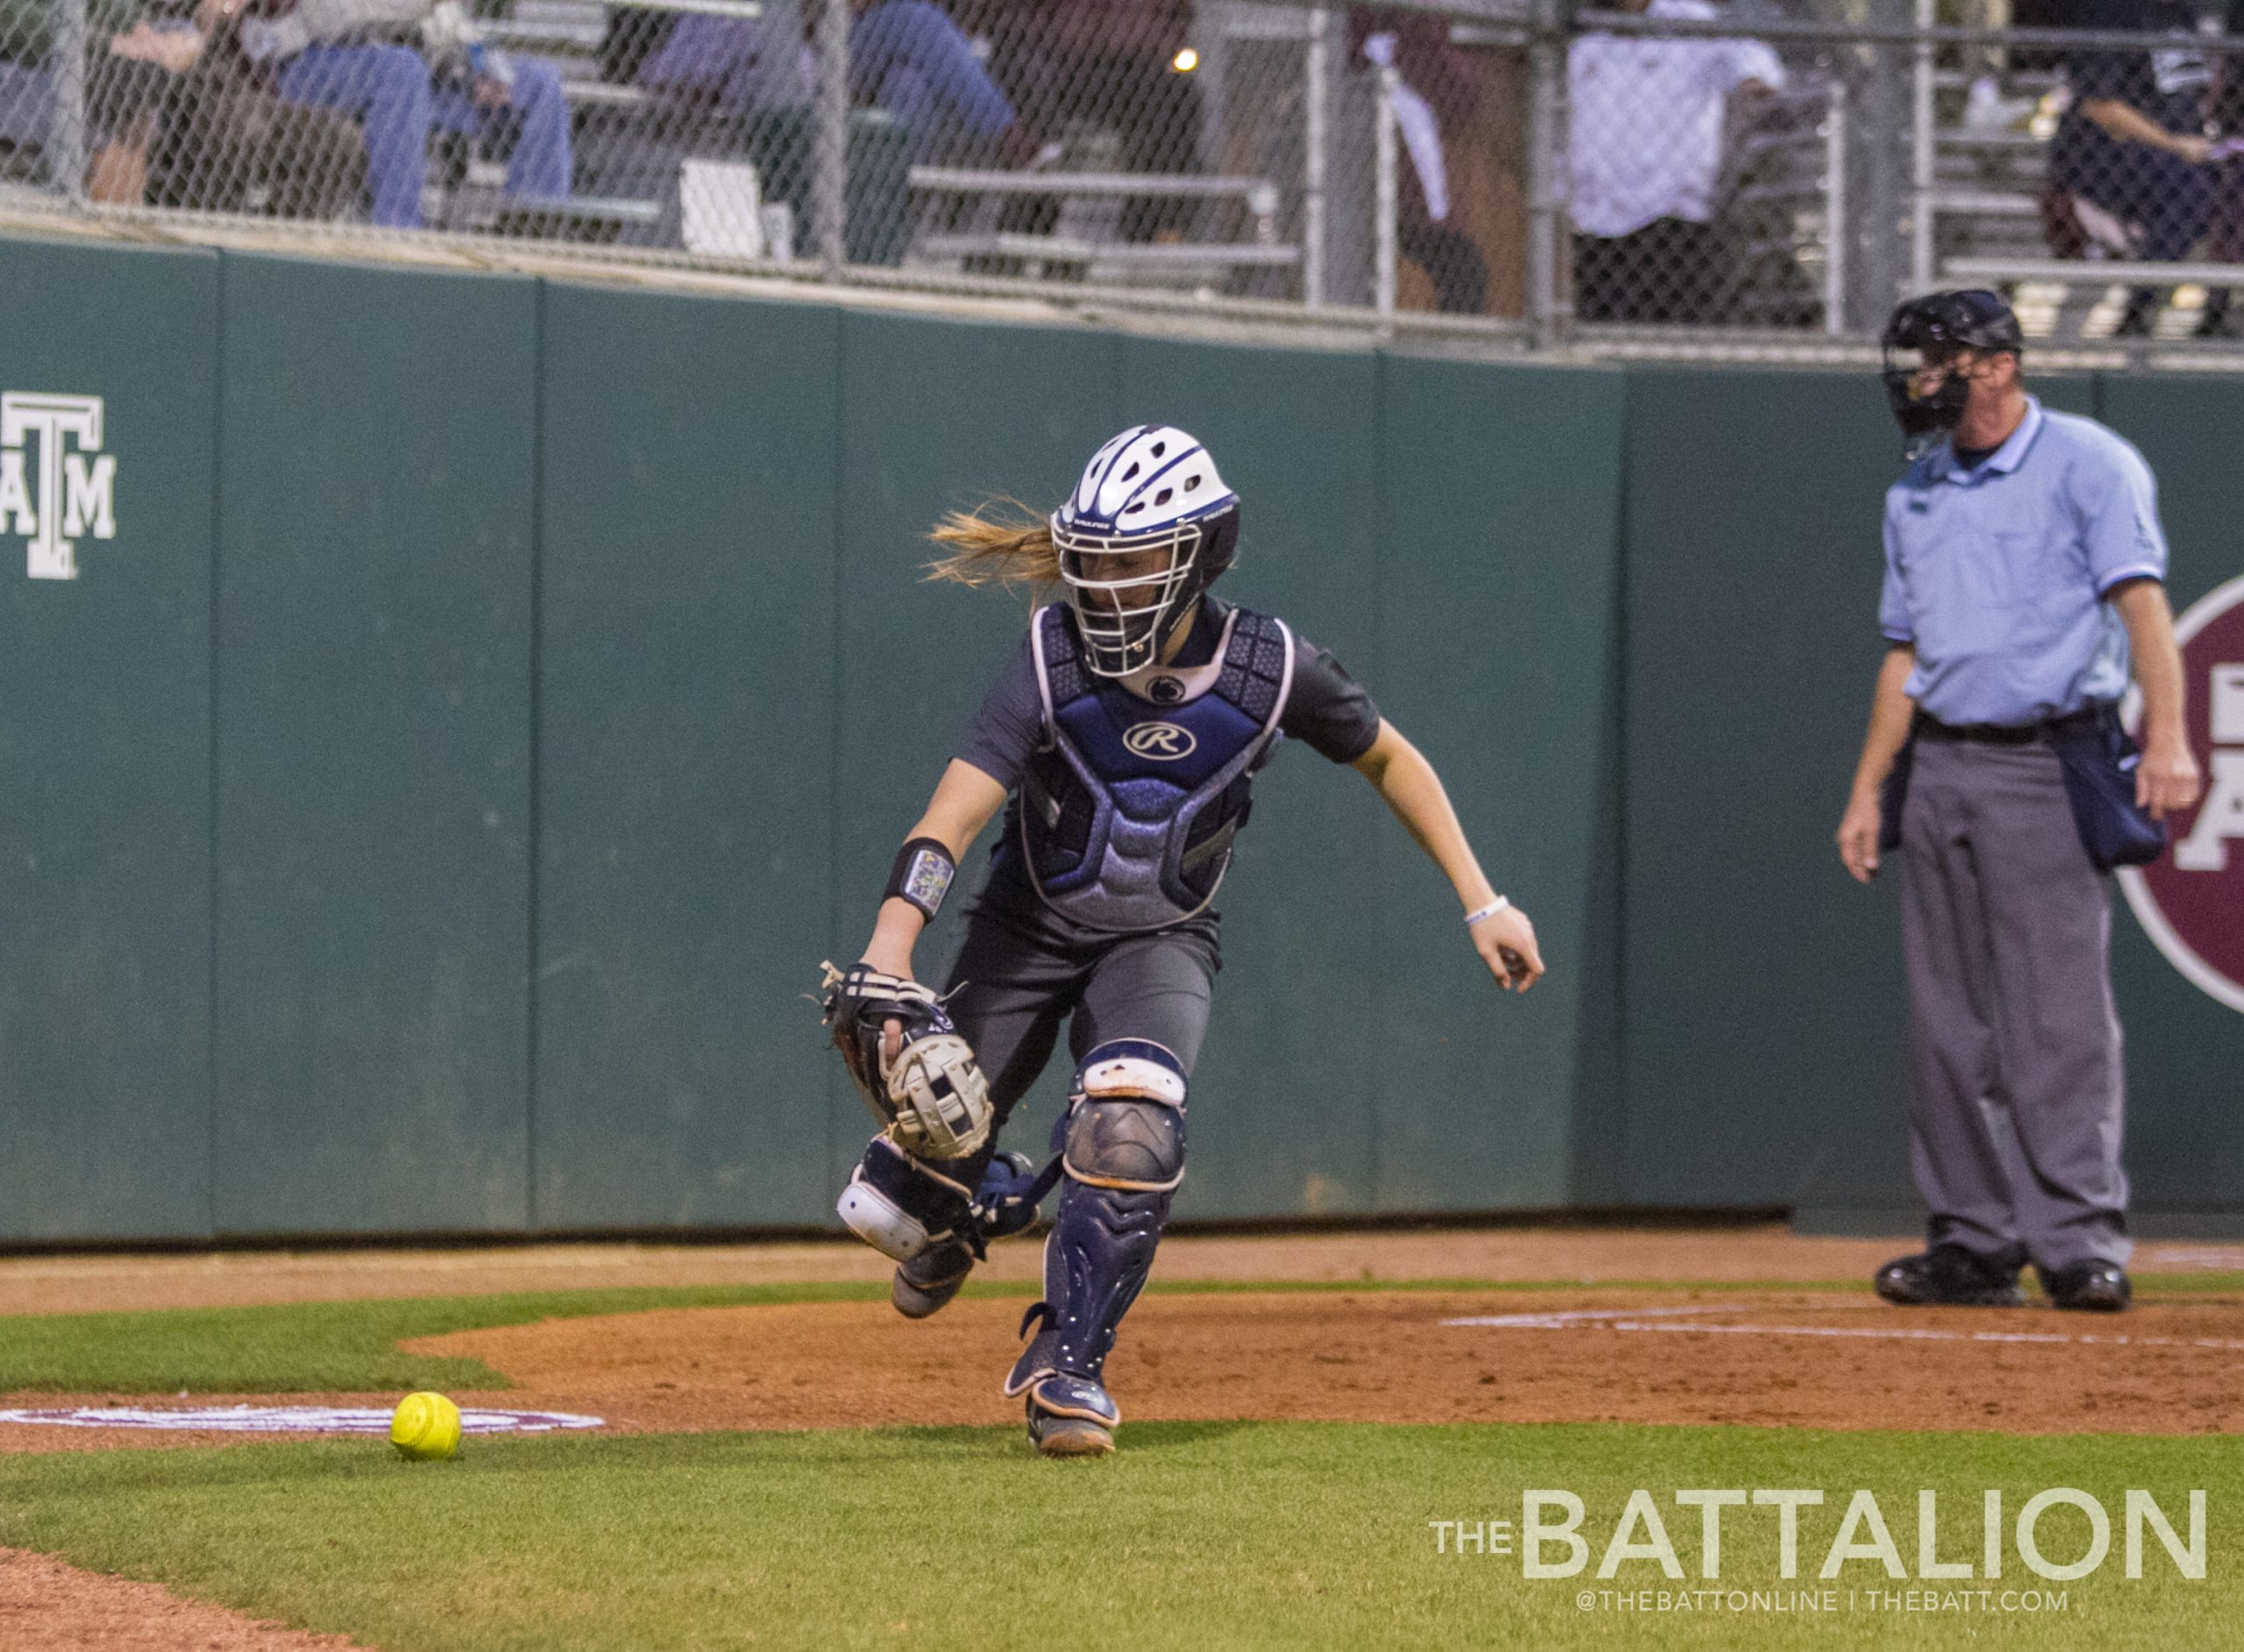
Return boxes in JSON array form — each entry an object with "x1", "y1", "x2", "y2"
[{"x1": 1051, "y1": 424, "x2": 1241, "y2": 677}]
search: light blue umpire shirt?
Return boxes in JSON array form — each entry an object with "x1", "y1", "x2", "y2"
[{"x1": 1879, "y1": 395, "x2": 2169, "y2": 727}]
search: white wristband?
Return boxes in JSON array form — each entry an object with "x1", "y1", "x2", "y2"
[{"x1": 1464, "y1": 897, "x2": 1510, "y2": 928}]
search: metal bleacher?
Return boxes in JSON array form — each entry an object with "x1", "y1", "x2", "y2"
[
  {"x1": 1924, "y1": 66, "x2": 2244, "y2": 339},
  {"x1": 444, "y1": 0, "x2": 716, "y2": 240}
]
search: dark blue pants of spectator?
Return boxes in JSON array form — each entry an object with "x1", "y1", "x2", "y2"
[
  {"x1": 850, "y1": 1, "x2": 1014, "y2": 153},
  {"x1": 276, "y1": 45, "x2": 573, "y2": 229},
  {"x1": 640, "y1": 3, "x2": 1011, "y2": 154},
  {"x1": 2063, "y1": 138, "x2": 2212, "y2": 260}
]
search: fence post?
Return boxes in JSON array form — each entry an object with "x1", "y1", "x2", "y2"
[
  {"x1": 1374, "y1": 59, "x2": 1398, "y2": 322},
  {"x1": 1910, "y1": 0, "x2": 1936, "y2": 292},
  {"x1": 1824, "y1": 81, "x2": 1850, "y2": 336},
  {"x1": 51, "y1": 0, "x2": 88, "y2": 203},
  {"x1": 1303, "y1": 3, "x2": 1331, "y2": 307},
  {"x1": 812, "y1": 0, "x2": 849, "y2": 273},
  {"x1": 1526, "y1": 0, "x2": 1569, "y2": 349},
  {"x1": 1853, "y1": 0, "x2": 1907, "y2": 330}
]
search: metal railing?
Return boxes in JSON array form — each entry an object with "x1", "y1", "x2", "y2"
[{"x1": 5, "y1": 1, "x2": 2244, "y2": 358}]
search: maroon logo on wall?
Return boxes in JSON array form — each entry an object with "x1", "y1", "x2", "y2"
[{"x1": 2121, "y1": 574, "x2": 2244, "y2": 1014}]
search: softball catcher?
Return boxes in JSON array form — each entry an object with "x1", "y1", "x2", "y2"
[{"x1": 822, "y1": 424, "x2": 1544, "y2": 1457}]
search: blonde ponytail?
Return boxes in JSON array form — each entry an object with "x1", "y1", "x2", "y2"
[{"x1": 925, "y1": 498, "x2": 1060, "y2": 590}]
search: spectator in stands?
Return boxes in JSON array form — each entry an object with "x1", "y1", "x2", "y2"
[
  {"x1": 638, "y1": 1, "x2": 1017, "y2": 161},
  {"x1": 2195, "y1": 0, "x2": 2244, "y2": 336},
  {"x1": 1, "y1": 0, "x2": 162, "y2": 187},
  {"x1": 632, "y1": 0, "x2": 805, "y2": 119},
  {"x1": 21, "y1": 0, "x2": 363, "y2": 216},
  {"x1": 854, "y1": 2, "x2": 1018, "y2": 159},
  {"x1": 232, "y1": 0, "x2": 573, "y2": 229},
  {"x1": 960, "y1": 0, "x2": 1198, "y2": 238},
  {"x1": 2051, "y1": 0, "x2": 2215, "y2": 335},
  {"x1": 1353, "y1": 14, "x2": 1489, "y2": 313},
  {"x1": 1566, "y1": 0, "x2": 1782, "y2": 323}
]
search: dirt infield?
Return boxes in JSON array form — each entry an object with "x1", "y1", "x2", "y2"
[
  {"x1": 398, "y1": 1287, "x2": 2244, "y2": 1438},
  {"x1": 0, "y1": 1223, "x2": 1946, "y2": 1315},
  {"x1": 6, "y1": 1283, "x2": 2239, "y2": 1453},
  {"x1": 0, "y1": 1547, "x2": 363, "y2": 1649}
]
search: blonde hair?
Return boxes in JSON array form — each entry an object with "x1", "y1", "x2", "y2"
[{"x1": 925, "y1": 498, "x2": 1060, "y2": 590}]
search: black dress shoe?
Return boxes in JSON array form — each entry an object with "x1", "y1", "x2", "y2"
[
  {"x1": 1875, "y1": 1244, "x2": 2025, "y2": 1307},
  {"x1": 2038, "y1": 1261, "x2": 2132, "y2": 1312}
]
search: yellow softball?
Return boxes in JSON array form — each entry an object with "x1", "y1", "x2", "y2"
[{"x1": 390, "y1": 1392, "x2": 462, "y2": 1461}]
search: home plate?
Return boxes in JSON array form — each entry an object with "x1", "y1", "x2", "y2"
[{"x1": 0, "y1": 1405, "x2": 604, "y2": 1435}]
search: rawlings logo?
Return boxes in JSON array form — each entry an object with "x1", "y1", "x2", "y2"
[{"x1": 1124, "y1": 721, "x2": 1197, "y2": 760}]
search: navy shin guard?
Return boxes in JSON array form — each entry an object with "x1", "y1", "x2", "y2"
[{"x1": 1004, "y1": 1040, "x2": 1187, "y2": 1405}]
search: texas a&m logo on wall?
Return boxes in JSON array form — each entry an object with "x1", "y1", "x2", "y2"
[
  {"x1": 1, "y1": 391, "x2": 117, "y2": 580},
  {"x1": 2120, "y1": 574, "x2": 2244, "y2": 1014}
]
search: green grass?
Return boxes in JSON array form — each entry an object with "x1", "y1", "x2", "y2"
[
  {"x1": 2, "y1": 1273, "x2": 2236, "y2": 1395},
  {"x1": 0, "y1": 1283, "x2": 891, "y2": 1394},
  {"x1": 1, "y1": 1422, "x2": 2236, "y2": 1650}
]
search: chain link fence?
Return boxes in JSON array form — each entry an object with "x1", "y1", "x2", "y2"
[{"x1": 5, "y1": 0, "x2": 2244, "y2": 348}]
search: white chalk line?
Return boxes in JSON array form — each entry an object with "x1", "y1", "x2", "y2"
[
  {"x1": 0, "y1": 1404, "x2": 605, "y2": 1435},
  {"x1": 1441, "y1": 1304, "x2": 2244, "y2": 1352}
]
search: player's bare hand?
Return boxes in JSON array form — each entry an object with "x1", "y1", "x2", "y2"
[
  {"x1": 2137, "y1": 733, "x2": 2202, "y2": 820},
  {"x1": 1837, "y1": 789, "x2": 1883, "y2": 883},
  {"x1": 1473, "y1": 904, "x2": 1544, "y2": 994}
]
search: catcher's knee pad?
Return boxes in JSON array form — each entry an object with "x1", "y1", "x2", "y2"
[
  {"x1": 1004, "y1": 1042, "x2": 1186, "y2": 1399},
  {"x1": 1061, "y1": 1039, "x2": 1188, "y2": 1193},
  {"x1": 837, "y1": 1137, "x2": 976, "y2": 1264}
]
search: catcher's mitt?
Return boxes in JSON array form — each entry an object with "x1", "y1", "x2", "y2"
[{"x1": 819, "y1": 962, "x2": 992, "y2": 1159}]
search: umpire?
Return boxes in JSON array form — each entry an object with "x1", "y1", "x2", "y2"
[{"x1": 1835, "y1": 290, "x2": 2203, "y2": 1312}]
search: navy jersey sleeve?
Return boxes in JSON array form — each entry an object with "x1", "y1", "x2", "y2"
[
  {"x1": 1280, "y1": 634, "x2": 1383, "y2": 763},
  {"x1": 953, "y1": 631, "x2": 1045, "y2": 792}
]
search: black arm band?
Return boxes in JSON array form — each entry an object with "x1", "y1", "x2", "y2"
[{"x1": 884, "y1": 838, "x2": 956, "y2": 920}]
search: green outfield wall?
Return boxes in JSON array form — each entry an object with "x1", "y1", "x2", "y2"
[{"x1": 0, "y1": 231, "x2": 2235, "y2": 1243}]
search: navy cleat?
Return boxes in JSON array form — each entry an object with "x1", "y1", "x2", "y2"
[
  {"x1": 1024, "y1": 1374, "x2": 1118, "y2": 1457},
  {"x1": 891, "y1": 1240, "x2": 976, "y2": 1320},
  {"x1": 889, "y1": 1152, "x2": 1047, "y2": 1321}
]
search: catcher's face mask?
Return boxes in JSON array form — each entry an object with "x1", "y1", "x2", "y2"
[
  {"x1": 1052, "y1": 515, "x2": 1210, "y2": 676},
  {"x1": 1881, "y1": 289, "x2": 2023, "y2": 457},
  {"x1": 1054, "y1": 424, "x2": 1243, "y2": 677}
]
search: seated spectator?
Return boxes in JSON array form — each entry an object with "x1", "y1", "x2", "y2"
[
  {"x1": 959, "y1": 0, "x2": 1197, "y2": 238},
  {"x1": 633, "y1": 0, "x2": 805, "y2": 117},
  {"x1": 854, "y1": 1, "x2": 1017, "y2": 160},
  {"x1": 2197, "y1": 0, "x2": 2244, "y2": 336},
  {"x1": 638, "y1": 0, "x2": 1016, "y2": 160},
  {"x1": 2, "y1": 0, "x2": 362, "y2": 215},
  {"x1": 2051, "y1": 0, "x2": 2214, "y2": 335},
  {"x1": 235, "y1": 0, "x2": 572, "y2": 229},
  {"x1": 0, "y1": 0, "x2": 167, "y2": 184},
  {"x1": 1566, "y1": 0, "x2": 1781, "y2": 324}
]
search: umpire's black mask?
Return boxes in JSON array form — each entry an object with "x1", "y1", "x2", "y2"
[{"x1": 1881, "y1": 289, "x2": 2024, "y2": 457}]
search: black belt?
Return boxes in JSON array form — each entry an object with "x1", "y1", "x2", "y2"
[{"x1": 1913, "y1": 708, "x2": 2101, "y2": 746}]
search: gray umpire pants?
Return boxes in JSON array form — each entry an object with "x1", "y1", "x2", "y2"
[{"x1": 1900, "y1": 738, "x2": 2131, "y2": 1271}]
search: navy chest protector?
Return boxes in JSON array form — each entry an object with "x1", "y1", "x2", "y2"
[{"x1": 1019, "y1": 604, "x2": 1294, "y2": 932}]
